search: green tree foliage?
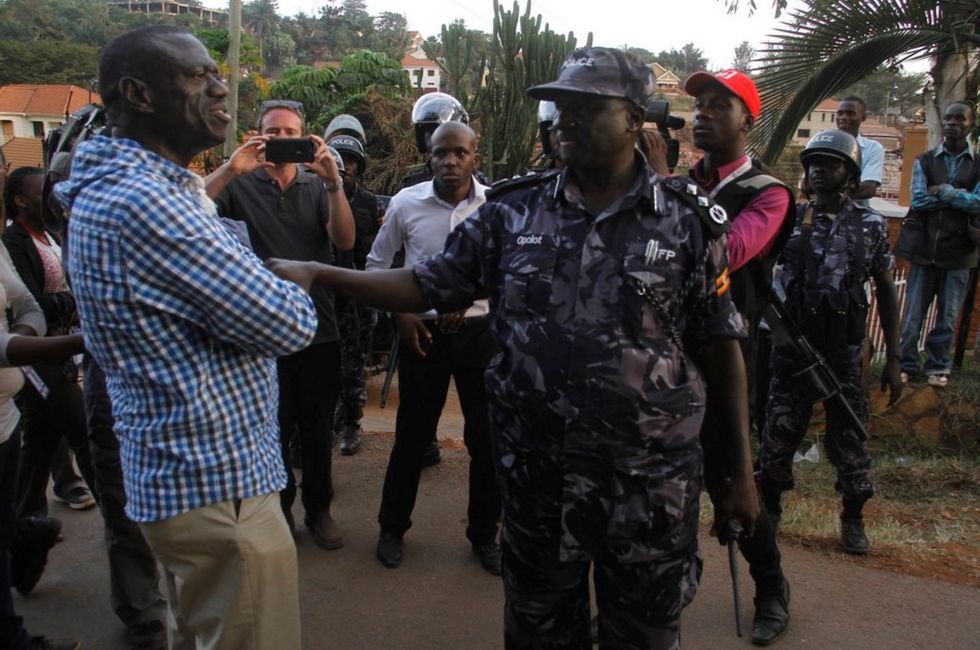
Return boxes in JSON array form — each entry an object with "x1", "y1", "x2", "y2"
[
  {"x1": 423, "y1": 21, "x2": 492, "y2": 109},
  {"x1": 0, "y1": 39, "x2": 99, "y2": 87},
  {"x1": 196, "y1": 27, "x2": 263, "y2": 71},
  {"x1": 268, "y1": 51, "x2": 409, "y2": 134},
  {"x1": 370, "y1": 12, "x2": 412, "y2": 61},
  {"x1": 323, "y1": 91, "x2": 416, "y2": 194},
  {"x1": 655, "y1": 43, "x2": 708, "y2": 80},
  {"x1": 624, "y1": 47, "x2": 657, "y2": 64},
  {"x1": 732, "y1": 41, "x2": 754, "y2": 71},
  {"x1": 841, "y1": 65, "x2": 927, "y2": 118},
  {"x1": 243, "y1": 0, "x2": 280, "y2": 67}
]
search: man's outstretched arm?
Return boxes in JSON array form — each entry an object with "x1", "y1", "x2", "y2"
[{"x1": 266, "y1": 259, "x2": 432, "y2": 314}]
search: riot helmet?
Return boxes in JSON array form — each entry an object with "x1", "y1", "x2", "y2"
[
  {"x1": 800, "y1": 129, "x2": 861, "y2": 180},
  {"x1": 326, "y1": 145, "x2": 346, "y2": 176},
  {"x1": 411, "y1": 92, "x2": 468, "y2": 154},
  {"x1": 328, "y1": 135, "x2": 367, "y2": 174},
  {"x1": 538, "y1": 101, "x2": 558, "y2": 158},
  {"x1": 324, "y1": 114, "x2": 366, "y2": 144}
]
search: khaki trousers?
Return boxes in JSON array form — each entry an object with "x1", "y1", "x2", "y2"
[{"x1": 139, "y1": 492, "x2": 300, "y2": 650}]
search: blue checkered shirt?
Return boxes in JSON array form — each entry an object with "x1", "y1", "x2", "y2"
[{"x1": 55, "y1": 137, "x2": 318, "y2": 522}]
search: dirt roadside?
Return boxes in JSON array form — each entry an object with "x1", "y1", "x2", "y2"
[{"x1": 15, "y1": 376, "x2": 980, "y2": 648}]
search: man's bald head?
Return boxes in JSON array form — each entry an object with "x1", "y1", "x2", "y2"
[
  {"x1": 429, "y1": 121, "x2": 481, "y2": 199},
  {"x1": 431, "y1": 121, "x2": 477, "y2": 149},
  {"x1": 99, "y1": 25, "x2": 190, "y2": 115}
]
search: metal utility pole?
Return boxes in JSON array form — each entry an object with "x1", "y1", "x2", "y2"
[{"x1": 224, "y1": 0, "x2": 242, "y2": 158}]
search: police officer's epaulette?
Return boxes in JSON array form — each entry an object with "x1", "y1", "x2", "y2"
[
  {"x1": 662, "y1": 176, "x2": 730, "y2": 239},
  {"x1": 486, "y1": 169, "x2": 560, "y2": 200}
]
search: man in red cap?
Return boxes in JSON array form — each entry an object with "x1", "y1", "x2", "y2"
[{"x1": 685, "y1": 68, "x2": 795, "y2": 646}]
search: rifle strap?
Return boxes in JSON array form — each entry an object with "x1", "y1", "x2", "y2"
[{"x1": 797, "y1": 204, "x2": 815, "y2": 320}]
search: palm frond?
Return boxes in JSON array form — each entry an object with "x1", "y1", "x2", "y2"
[{"x1": 751, "y1": 0, "x2": 980, "y2": 163}]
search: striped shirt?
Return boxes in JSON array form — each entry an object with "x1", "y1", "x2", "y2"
[{"x1": 55, "y1": 136, "x2": 318, "y2": 522}]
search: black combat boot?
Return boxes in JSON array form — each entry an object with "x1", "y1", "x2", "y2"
[{"x1": 840, "y1": 498, "x2": 869, "y2": 555}]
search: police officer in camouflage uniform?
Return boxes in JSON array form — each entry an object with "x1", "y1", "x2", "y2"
[
  {"x1": 758, "y1": 130, "x2": 902, "y2": 556},
  {"x1": 327, "y1": 133, "x2": 381, "y2": 455},
  {"x1": 266, "y1": 47, "x2": 759, "y2": 650}
]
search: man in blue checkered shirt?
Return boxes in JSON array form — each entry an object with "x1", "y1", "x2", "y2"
[{"x1": 53, "y1": 26, "x2": 317, "y2": 647}]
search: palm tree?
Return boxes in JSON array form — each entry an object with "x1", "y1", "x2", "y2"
[
  {"x1": 243, "y1": 0, "x2": 279, "y2": 69},
  {"x1": 747, "y1": 0, "x2": 980, "y2": 164}
]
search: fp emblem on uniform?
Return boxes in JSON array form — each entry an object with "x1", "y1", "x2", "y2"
[{"x1": 709, "y1": 204, "x2": 728, "y2": 224}]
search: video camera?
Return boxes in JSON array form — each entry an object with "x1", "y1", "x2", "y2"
[{"x1": 645, "y1": 100, "x2": 685, "y2": 172}]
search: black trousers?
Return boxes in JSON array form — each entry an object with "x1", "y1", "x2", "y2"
[
  {"x1": 0, "y1": 428, "x2": 28, "y2": 649},
  {"x1": 16, "y1": 373, "x2": 96, "y2": 518},
  {"x1": 378, "y1": 318, "x2": 500, "y2": 545},
  {"x1": 278, "y1": 341, "x2": 341, "y2": 517},
  {"x1": 83, "y1": 356, "x2": 166, "y2": 628}
]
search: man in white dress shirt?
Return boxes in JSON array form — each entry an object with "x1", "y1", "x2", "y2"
[{"x1": 367, "y1": 122, "x2": 502, "y2": 575}]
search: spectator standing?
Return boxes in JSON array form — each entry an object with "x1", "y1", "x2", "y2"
[
  {"x1": 208, "y1": 100, "x2": 354, "y2": 548},
  {"x1": 367, "y1": 122, "x2": 502, "y2": 575},
  {"x1": 835, "y1": 97, "x2": 885, "y2": 206},
  {"x1": 684, "y1": 69, "x2": 795, "y2": 646},
  {"x1": 2, "y1": 167, "x2": 96, "y2": 517},
  {"x1": 895, "y1": 101, "x2": 980, "y2": 388},
  {"x1": 0, "y1": 238, "x2": 84, "y2": 650}
]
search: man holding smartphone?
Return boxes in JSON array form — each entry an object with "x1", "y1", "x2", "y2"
[{"x1": 207, "y1": 99, "x2": 355, "y2": 549}]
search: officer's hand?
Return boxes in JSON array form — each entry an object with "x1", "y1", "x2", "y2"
[
  {"x1": 881, "y1": 357, "x2": 903, "y2": 405},
  {"x1": 228, "y1": 135, "x2": 273, "y2": 176},
  {"x1": 265, "y1": 258, "x2": 317, "y2": 293},
  {"x1": 638, "y1": 129, "x2": 670, "y2": 176},
  {"x1": 394, "y1": 313, "x2": 431, "y2": 358},
  {"x1": 306, "y1": 135, "x2": 343, "y2": 188},
  {"x1": 712, "y1": 476, "x2": 759, "y2": 544}
]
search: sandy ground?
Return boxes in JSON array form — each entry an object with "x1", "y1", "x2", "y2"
[{"x1": 14, "y1": 375, "x2": 980, "y2": 648}]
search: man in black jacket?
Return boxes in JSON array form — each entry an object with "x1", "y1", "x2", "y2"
[{"x1": 896, "y1": 101, "x2": 980, "y2": 389}]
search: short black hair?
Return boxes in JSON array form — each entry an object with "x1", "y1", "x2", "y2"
[
  {"x1": 3, "y1": 166, "x2": 43, "y2": 220},
  {"x1": 99, "y1": 25, "x2": 190, "y2": 111},
  {"x1": 839, "y1": 96, "x2": 867, "y2": 110},
  {"x1": 947, "y1": 100, "x2": 976, "y2": 119}
]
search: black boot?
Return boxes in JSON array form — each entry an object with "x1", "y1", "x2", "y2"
[
  {"x1": 752, "y1": 578, "x2": 790, "y2": 646},
  {"x1": 841, "y1": 498, "x2": 869, "y2": 555}
]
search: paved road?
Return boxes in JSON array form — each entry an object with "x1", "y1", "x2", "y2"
[{"x1": 15, "y1": 379, "x2": 980, "y2": 648}]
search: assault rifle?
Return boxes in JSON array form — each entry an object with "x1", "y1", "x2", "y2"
[{"x1": 765, "y1": 292, "x2": 869, "y2": 441}]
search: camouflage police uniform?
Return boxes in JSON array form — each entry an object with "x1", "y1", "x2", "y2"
[
  {"x1": 414, "y1": 162, "x2": 746, "y2": 649},
  {"x1": 334, "y1": 184, "x2": 381, "y2": 438},
  {"x1": 758, "y1": 199, "x2": 893, "y2": 506}
]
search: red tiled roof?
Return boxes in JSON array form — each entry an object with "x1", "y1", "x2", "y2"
[
  {"x1": 0, "y1": 84, "x2": 100, "y2": 117},
  {"x1": 814, "y1": 98, "x2": 839, "y2": 111},
  {"x1": 400, "y1": 54, "x2": 439, "y2": 68},
  {"x1": 1, "y1": 137, "x2": 44, "y2": 170}
]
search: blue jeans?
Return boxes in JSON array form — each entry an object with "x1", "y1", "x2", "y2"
[{"x1": 899, "y1": 264, "x2": 971, "y2": 376}]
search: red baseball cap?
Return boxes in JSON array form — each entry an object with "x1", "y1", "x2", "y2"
[{"x1": 684, "y1": 69, "x2": 761, "y2": 119}]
